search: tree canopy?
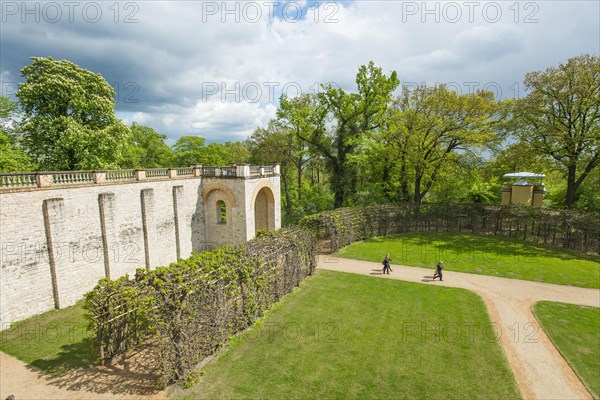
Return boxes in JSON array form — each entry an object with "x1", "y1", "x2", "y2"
[
  {"x1": 513, "y1": 54, "x2": 600, "y2": 208},
  {"x1": 17, "y1": 57, "x2": 130, "y2": 170},
  {"x1": 279, "y1": 61, "x2": 399, "y2": 208}
]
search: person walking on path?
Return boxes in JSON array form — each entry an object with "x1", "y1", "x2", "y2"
[
  {"x1": 432, "y1": 261, "x2": 444, "y2": 281},
  {"x1": 382, "y1": 254, "x2": 392, "y2": 274}
]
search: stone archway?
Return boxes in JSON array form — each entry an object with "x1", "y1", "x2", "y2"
[
  {"x1": 202, "y1": 184, "x2": 237, "y2": 249},
  {"x1": 252, "y1": 185, "x2": 275, "y2": 235}
]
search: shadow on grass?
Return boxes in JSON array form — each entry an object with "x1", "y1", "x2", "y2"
[
  {"x1": 26, "y1": 344, "x2": 163, "y2": 397},
  {"x1": 29, "y1": 337, "x2": 96, "y2": 376}
]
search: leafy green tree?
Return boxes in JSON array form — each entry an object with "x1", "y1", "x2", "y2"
[
  {"x1": 249, "y1": 118, "x2": 327, "y2": 223},
  {"x1": 513, "y1": 54, "x2": 600, "y2": 209},
  {"x1": 384, "y1": 85, "x2": 508, "y2": 206},
  {"x1": 16, "y1": 57, "x2": 129, "y2": 170},
  {"x1": 0, "y1": 96, "x2": 33, "y2": 172},
  {"x1": 280, "y1": 61, "x2": 399, "y2": 208},
  {"x1": 267, "y1": 98, "x2": 317, "y2": 201},
  {"x1": 172, "y1": 136, "x2": 209, "y2": 166},
  {"x1": 172, "y1": 136, "x2": 249, "y2": 167},
  {"x1": 121, "y1": 123, "x2": 173, "y2": 168}
]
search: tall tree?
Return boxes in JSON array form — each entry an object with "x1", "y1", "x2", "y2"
[
  {"x1": 280, "y1": 61, "x2": 399, "y2": 208},
  {"x1": 16, "y1": 57, "x2": 129, "y2": 170},
  {"x1": 275, "y1": 94, "x2": 320, "y2": 202},
  {"x1": 384, "y1": 85, "x2": 507, "y2": 206},
  {"x1": 513, "y1": 54, "x2": 600, "y2": 209},
  {"x1": 121, "y1": 123, "x2": 173, "y2": 168}
]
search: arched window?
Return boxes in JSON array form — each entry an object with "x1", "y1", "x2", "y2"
[{"x1": 216, "y1": 200, "x2": 227, "y2": 224}]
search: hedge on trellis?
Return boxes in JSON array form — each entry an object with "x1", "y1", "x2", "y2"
[
  {"x1": 85, "y1": 227, "x2": 316, "y2": 387},
  {"x1": 299, "y1": 203, "x2": 600, "y2": 254}
]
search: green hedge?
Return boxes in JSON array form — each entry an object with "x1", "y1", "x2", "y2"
[
  {"x1": 300, "y1": 203, "x2": 600, "y2": 254},
  {"x1": 85, "y1": 227, "x2": 316, "y2": 387}
]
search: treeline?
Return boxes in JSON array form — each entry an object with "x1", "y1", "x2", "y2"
[{"x1": 1, "y1": 56, "x2": 598, "y2": 219}]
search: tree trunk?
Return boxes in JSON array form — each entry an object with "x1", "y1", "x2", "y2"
[
  {"x1": 297, "y1": 158, "x2": 303, "y2": 202},
  {"x1": 281, "y1": 171, "x2": 292, "y2": 221},
  {"x1": 400, "y1": 156, "x2": 409, "y2": 202},
  {"x1": 332, "y1": 169, "x2": 345, "y2": 208},
  {"x1": 566, "y1": 164, "x2": 578, "y2": 209}
]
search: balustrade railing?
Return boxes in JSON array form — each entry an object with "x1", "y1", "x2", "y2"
[
  {"x1": 106, "y1": 169, "x2": 136, "y2": 181},
  {"x1": 203, "y1": 167, "x2": 217, "y2": 177},
  {"x1": 249, "y1": 166, "x2": 261, "y2": 176},
  {"x1": 249, "y1": 165, "x2": 275, "y2": 176},
  {"x1": 0, "y1": 164, "x2": 278, "y2": 190},
  {"x1": 145, "y1": 168, "x2": 169, "y2": 179},
  {"x1": 176, "y1": 168, "x2": 193, "y2": 176},
  {"x1": 52, "y1": 171, "x2": 94, "y2": 185},
  {"x1": 0, "y1": 173, "x2": 37, "y2": 188},
  {"x1": 221, "y1": 167, "x2": 237, "y2": 177}
]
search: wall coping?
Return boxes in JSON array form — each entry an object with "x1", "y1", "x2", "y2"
[{"x1": 0, "y1": 164, "x2": 280, "y2": 192}]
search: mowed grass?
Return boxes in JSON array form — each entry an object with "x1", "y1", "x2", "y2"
[
  {"x1": 533, "y1": 302, "x2": 600, "y2": 399},
  {"x1": 170, "y1": 270, "x2": 521, "y2": 400},
  {"x1": 337, "y1": 232, "x2": 600, "y2": 288},
  {"x1": 0, "y1": 301, "x2": 96, "y2": 376}
]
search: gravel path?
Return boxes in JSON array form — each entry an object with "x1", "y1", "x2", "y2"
[{"x1": 318, "y1": 255, "x2": 600, "y2": 400}]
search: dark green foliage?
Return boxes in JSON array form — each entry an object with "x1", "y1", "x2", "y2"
[{"x1": 85, "y1": 227, "x2": 316, "y2": 387}]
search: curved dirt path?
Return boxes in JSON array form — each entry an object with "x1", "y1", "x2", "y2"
[
  {"x1": 318, "y1": 255, "x2": 600, "y2": 400},
  {"x1": 0, "y1": 347, "x2": 165, "y2": 400}
]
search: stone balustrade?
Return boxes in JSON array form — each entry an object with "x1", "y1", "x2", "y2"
[{"x1": 0, "y1": 164, "x2": 280, "y2": 191}]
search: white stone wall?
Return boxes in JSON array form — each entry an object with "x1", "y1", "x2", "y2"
[{"x1": 0, "y1": 172, "x2": 281, "y2": 327}]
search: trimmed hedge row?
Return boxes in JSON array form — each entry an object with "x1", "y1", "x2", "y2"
[
  {"x1": 300, "y1": 203, "x2": 600, "y2": 255},
  {"x1": 85, "y1": 227, "x2": 316, "y2": 387}
]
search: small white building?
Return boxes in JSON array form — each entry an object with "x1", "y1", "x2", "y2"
[{"x1": 501, "y1": 172, "x2": 546, "y2": 207}]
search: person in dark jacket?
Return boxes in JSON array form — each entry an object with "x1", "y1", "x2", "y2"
[
  {"x1": 383, "y1": 253, "x2": 392, "y2": 274},
  {"x1": 433, "y1": 261, "x2": 444, "y2": 281}
]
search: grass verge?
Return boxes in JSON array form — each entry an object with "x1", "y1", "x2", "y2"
[
  {"x1": 170, "y1": 270, "x2": 521, "y2": 399},
  {"x1": 337, "y1": 232, "x2": 600, "y2": 288},
  {"x1": 0, "y1": 301, "x2": 96, "y2": 376},
  {"x1": 533, "y1": 301, "x2": 600, "y2": 399}
]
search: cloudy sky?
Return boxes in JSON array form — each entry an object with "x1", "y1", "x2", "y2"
[{"x1": 1, "y1": 0, "x2": 598, "y2": 144}]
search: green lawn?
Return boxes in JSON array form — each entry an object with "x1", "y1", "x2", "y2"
[
  {"x1": 533, "y1": 301, "x2": 600, "y2": 399},
  {"x1": 337, "y1": 232, "x2": 600, "y2": 288},
  {"x1": 0, "y1": 301, "x2": 95, "y2": 376},
  {"x1": 170, "y1": 270, "x2": 520, "y2": 399}
]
